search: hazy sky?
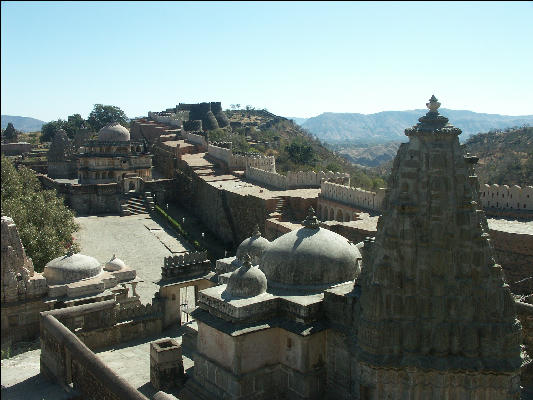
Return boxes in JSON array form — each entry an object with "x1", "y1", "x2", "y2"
[{"x1": 2, "y1": 1, "x2": 532, "y2": 122}]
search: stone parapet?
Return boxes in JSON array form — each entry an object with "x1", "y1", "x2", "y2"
[
  {"x1": 40, "y1": 312, "x2": 150, "y2": 400},
  {"x1": 480, "y1": 184, "x2": 533, "y2": 212},
  {"x1": 320, "y1": 181, "x2": 385, "y2": 212}
]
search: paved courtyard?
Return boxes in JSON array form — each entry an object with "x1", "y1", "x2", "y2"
[{"x1": 73, "y1": 213, "x2": 192, "y2": 304}]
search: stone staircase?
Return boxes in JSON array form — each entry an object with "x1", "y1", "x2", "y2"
[
  {"x1": 271, "y1": 196, "x2": 293, "y2": 221},
  {"x1": 121, "y1": 192, "x2": 154, "y2": 216}
]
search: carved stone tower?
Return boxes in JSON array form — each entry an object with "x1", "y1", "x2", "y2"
[{"x1": 356, "y1": 96, "x2": 523, "y2": 398}]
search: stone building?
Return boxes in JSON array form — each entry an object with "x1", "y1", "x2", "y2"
[
  {"x1": 1, "y1": 215, "x2": 137, "y2": 350},
  {"x1": 78, "y1": 122, "x2": 152, "y2": 185},
  {"x1": 47, "y1": 129, "x2": 78, "y2": 178},
  {"x1": 181, "y1": 97, "x2": 524, "y2": 399}
]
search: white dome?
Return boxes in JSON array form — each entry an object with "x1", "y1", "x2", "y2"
[
  {"x1": 97, "y1": 123, "x2": 130, "y2": 142},
  {"x1": 43, "y1": 253, "x2": 102, "y2": 285},
  {"x1": 104, "y1": 254, "x2": 126, "y2": 271},
  {"x1": 259, "y1": 208, "x2": 361, "y2": 292},
  {"x1": 225, "y1": 255, "x2": 267, "y2": 298},
  {"x1": 235, "y1": 226, "x2": 271, "y2": 266}
]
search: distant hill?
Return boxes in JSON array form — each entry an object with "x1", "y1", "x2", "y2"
[
  {"x1": 286, "y1": 117, "x2": 308, "y2": 126},
  {"x1": 1, "y1": 115, "x2": 45, "y2": 132},
  {"x1": 209, "y1": 109, "x2": 387, "y2": 190},
  {"x1": 301, "y1": 109, "x2": 533, "y2": 144},
  {"x1": 462, "y1": 126, "x2": 533, "y2": 186}
]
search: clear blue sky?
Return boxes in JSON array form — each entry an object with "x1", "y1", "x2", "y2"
[{"x1": 2, "y1": 1, "x2": 532, "y2": 122}]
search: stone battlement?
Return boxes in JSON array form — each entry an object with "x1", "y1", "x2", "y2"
[
  {"x1": 207, "y1": 144, "x2": 275, "y2": 172},
  {"x1": 161, "y1": 251, "x2": 211, "y2": 281},
  {"x1": 480, "y1": 184, "x2": 533, "y2": 211},
  {"x1": 245, "y1": 166, "x2": 350, "y2": 190},
  {"x1": 320, "y1": 181, "x2": 386, "y2": 212}
]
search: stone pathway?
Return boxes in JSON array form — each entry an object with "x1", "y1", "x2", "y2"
[
  {"x1": 73, "y1": 214, "x2": 191, "y2": 304},
  {"x1": 1, "y1": 349, "x2": 72, "y2": 400}
]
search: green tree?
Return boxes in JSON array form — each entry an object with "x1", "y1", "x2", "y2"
[
  {"x1": 285, "y1": 140, "x2": 316, "y2": 165},
  {"x1": 87, "y1": 104, "x2": 128, "y2": 132},
  {"x1": 41, "y1": 119, "x2": 67, "y2": 142},
  {"x1": 1, "y1": 156, "x2": 79, "y2": 272},
  {"x1": 3, "y1": 122, "x2": 19, "y2": 143},
  {"x1": 64, "y1": 113, "x2": 87, "y2": 137}
]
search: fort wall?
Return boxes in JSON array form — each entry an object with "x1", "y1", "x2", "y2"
[
  {"x1": 489, "y1": 229, "x2": 533, "y2": 296},
  {"x1": 480, "y1": 184, "x2": 533, "y2": 219},
  {"x1": 206, "y1": 144, "x2": 276, "y2": 172},
  {"x1": 38, "y1": 175, "x2": 122, "y2": 215},
  {"x1": 245, "y1": 167, "x2": 350, "y2": 190},
  {"x1": 130, "y1": 120, "x2": 177, "y2": 145},
  {"x1": 1, "y1": 142, "x2": 32, "y2": 156},
  {"x1": 183, "y1": 132, "x2": 208, "y2": 149},
  {"x1": 175, "y1": 161, "x2": 278, "y2": 245},
  {"x1": 320, "y1": 181, "x2": 385, "y2": 212}
]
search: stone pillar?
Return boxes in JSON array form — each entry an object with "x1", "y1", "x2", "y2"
[{"x1": 150, "y1": 338, "x2": 184, "y2": 391}]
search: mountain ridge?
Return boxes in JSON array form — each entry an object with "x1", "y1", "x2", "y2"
[
  {"x1": 1, "y1": 115, "x2": 46, "y2": 132},
  {"x1": 297, "y1": 109, "x2": 533, "y2": 143}
]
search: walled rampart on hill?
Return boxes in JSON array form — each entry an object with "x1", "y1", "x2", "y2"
[
  {"x1": 287, "y1": 170, "x2": 349, "y2": 187},
  {"x1": 175, "y1": 161, "x2": 278, "y2": 245},
  {"x1": 489, "y1": 228, "x2": 533, "y2": 296},
  {"x1": 38, "y1": 175, "x2": 122, "y2": 215},
  {"x1": 207, "y1": 144, "x2": 275, "y2": 172},
  {"x1": 151, "y1": 142, "x2": 179, "y2": 179},
  {"x1": 148, "y1": 111, "x2": 187, "y2": 127},
  {"x1": 320, "y1": 181, "x2": 385, "y2": 212},
  {"x1": 183, "y1": 132, "x2": 208, "y2": 149},
  {"x1": 245, "y1": 167, "x2": 288, "y2": 189},
  {"x1": 480, "y1": 184, "x2": 533, "y2": 219},
  {"x1": 130, "y1": 119, "x2": 178, "y2": 145},
  {"x1": 1, "y1": 142, "x2": 32, "y2": 156},
  {"x1": 245, "y1": 167, "x2": 350, "y2": 190}
]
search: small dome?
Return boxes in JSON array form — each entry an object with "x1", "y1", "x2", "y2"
[
  {"x1": 225, "y1": 254, "x2": 267, "y2": 298},
  {"x1": 235, "y1": 226, "x2": 271, "y2": 266},
  {"x1": 259, "y1": 207, "x2": 361, "y2": 292},
  {"x1": 104, "y1": 254, "x2": 125, "y2": 271},
  {"x1": 43, "y1": 253, "x2": 102, "y2": 285},
  {"x1": 97, "y1": 122, "x2": 130, "y2": 142}
]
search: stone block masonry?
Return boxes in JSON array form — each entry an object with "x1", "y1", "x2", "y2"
[
  {"x1": 40, "y1": 312, "x2": 150, "y2": 400},
  {"x1": 175, "y1": 161, "x2": 277, "y2": 246},
  {"x1": 245, "y1": 167, "x2": 350, "y2": 190},
  {"x1": 150, "y1": 338, "x2": 184, "y2": 391},
  {"x1": 320, "y1": 181, "x2": 385, "y2": 212}
]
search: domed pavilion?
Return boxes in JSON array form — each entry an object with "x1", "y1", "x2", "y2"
[{"x1": 77, "y1": 122, "x2": 152, "y2": 184}]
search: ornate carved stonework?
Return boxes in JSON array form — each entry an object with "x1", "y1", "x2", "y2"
[{"x1": 356, "y1": 97, "x2": 523, "y2": 396}]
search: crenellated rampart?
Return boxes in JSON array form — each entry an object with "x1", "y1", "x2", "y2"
[
  {"x1": 183, "y1": 132, "x2": 208, "y2": 149},
  {"x1": 161, "y1": 251, "x2": 211, "y2": 281},
  {"x1": 320, "y1": 181, "x2": 385, "y2": 212},
  {"x1": 207, "y1": 144, "x2": 275, "y2": 172},
  {"x1": 245, "y1": 167, "x2": 350, "y2": 190},
  {"x1": 480, "y1": 184, "x2": 533, "y2": 217},
  {"x1": 245, "y1": 167, "x2": 288, "y2": 189}
]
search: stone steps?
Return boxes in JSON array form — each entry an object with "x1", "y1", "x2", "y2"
[{"x1": 122, "y1": 194, "x2": 149, "y2": 216}]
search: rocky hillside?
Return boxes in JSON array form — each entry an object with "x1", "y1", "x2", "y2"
[
  {"x1": 210, "y1": 109, "x2": 386, "y2": 190},
  {"x1": 1, "y1": 115, "x2": 45, "y2": 133},
  {"x1": 463, "y1": 126, "x2": 533, "y2": 186},
  {"x1": 300, "y1": 109, "x2": 533, "y2": 144},
  {"x1": 329, "y1": 141, "x2": 402, "y2": 168}
]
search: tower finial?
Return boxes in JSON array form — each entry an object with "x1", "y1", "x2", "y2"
[
  {"x1": 252, "y1": 224, "x2": 261, "y2": 237},
  {"x1": 426, "y1": 95, "x2": 441, "y2": 112},
  {"x1": 242, "y1": 253, "x2": 252, "y2": 269},
  {"x1": 303, "y1": 206, "x2": 319, "y2": 229}
]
